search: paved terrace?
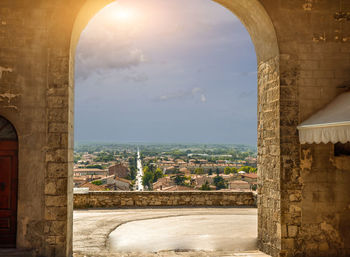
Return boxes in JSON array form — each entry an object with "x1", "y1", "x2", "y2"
[{"x1": 73, "y1": 208, "x2": 270, "y2": 257}]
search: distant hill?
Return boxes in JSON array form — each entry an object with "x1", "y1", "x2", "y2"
[{"x1": 74, "y1": 142, "x2": 257, "y2": 155}]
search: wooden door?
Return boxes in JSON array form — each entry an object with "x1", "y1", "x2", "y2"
[
  {"x1": 0, "y1": 141, "x2": 17, "y2": 247},
  {"x1": 0, "y1": 116, "x2": 18, "y2": 248}
]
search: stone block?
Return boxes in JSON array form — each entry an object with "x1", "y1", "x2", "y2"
[
  {"x1": 47, "y1": 96, "x2": 68, "y2": 108},
  {"x1": 47, "y1": 163, "x2": 68, "y2": 178},
  {"x1": 46, "y1": 196, "x2": 67, "y2": 207},
  {"x1": 287, "y1": 225, "x2": 298, "y2": 237},
  {"x1": 45, "y1": 178, "x2": 67, "y2": 195},
  {"x1": 49, "y1": 123, "x2": 67, "y2": 133},
  {"x1": 47, "y1": 221, "x2": 66, "y2": 236},
  {"x1": 46, "y1": 149, "x2": 68, "y2": 162},
  {"x1": 45, "y1": 207, "x2": 67, "y2": 221},
  {"x1": 48, "y1": 108, "x2": 68, "y2": 122}
]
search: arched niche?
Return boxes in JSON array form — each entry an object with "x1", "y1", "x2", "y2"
[{"x1": 0, "y1": 116, "x2": 18, "y2": 141}]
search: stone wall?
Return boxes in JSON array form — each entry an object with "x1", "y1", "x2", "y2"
[
  {"x1": 2, "y1": 0, "x2": 350, "y2": 256},
  {"x1": 264, "y1": 1, "x2": 350, "y2": 256},
  {"x1": 257, "y1": 56, "x2": 281, "y2": 257},
  {"x1": 299, "y1": 144, "x2": 350, "y2": 257},
  {"x1": 73, "y1": 191, "x2": 256, "y2": 209}
]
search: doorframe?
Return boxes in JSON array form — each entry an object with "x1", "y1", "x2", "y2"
[{"x1": 0, "y1": 123, "x2": 18, "y2": 248}]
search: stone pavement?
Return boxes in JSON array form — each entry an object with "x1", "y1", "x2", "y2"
[
  {"x1": 0, "y1": 208, "x2": 269, "y2": 257},
  {"x1": 0, "y1": 249, "x2": 268, "y2": 257},
  {"x1": 73, "y1": 250, "x2": 269, "y2": 257},
  {"x1": 73, "y1": 208, "x2": 270, "y2": 257}
]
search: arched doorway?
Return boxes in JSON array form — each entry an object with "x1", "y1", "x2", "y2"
[
  {"x1": 0, "y1": 116, "x2": 18, "y2": 248},
  {"x1": 69, "y1": 0, "x2": 280, "y2": 256}
]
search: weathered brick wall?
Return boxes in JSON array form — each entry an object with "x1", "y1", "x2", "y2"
[
  {"x1": 73, "y1": 191, "x2": 257, "y2": 209},
  {"x1": 257, "y1": 56, "x2": 281, "y2": 257},
  {"x1": 261, "y1": 1, "x2": 350, "y2": 256},
  {"x1": 0, "y1": 1, "x2": 83, "y2": 256},
  {"x1": 0, "y1": 3, "x2": 53, "y2": 255},
  {"x1": 293, "y1": 6, "x2": 350, "y2": 256},
  {"x1": 299, "y1": 144, "x2": 350, "y2": 256}
]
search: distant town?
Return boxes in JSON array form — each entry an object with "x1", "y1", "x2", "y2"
[{"x1": 73, "y1": 143, "x2": 258, "y2": 192}]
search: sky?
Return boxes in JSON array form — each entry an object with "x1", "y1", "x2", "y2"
[{"x1": 75, "y1": 0, "x2": 257, "y2": 145}]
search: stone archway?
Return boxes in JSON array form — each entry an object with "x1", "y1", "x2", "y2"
[
  {"x1": 4, "y1": 0, "x2": 350, "y2": 256},
  {"x1": 3, "y1": 0, "x2": 350, "y2": 256},
  {"x1": 69, "y1": 0, "x2": 280, "y2": 256}
]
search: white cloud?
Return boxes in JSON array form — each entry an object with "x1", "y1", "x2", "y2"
[
  {"x1": 200, "y1": 94, "x2": 207, "y2": 103},
  {"x1": 123, "y1": 72, "x2": 148, "y2": 83},
  {"x1": 76, "y1": 35, "x2": 146, "y2": 80},
  {"x1": 75, "y1": 8, "x2": 147, "y2": 81},
  {"x1": 155, "y1": 87, "x2": 207, "y2": 103},
  {"x1": 192, "y1": 87, "x2": 202, "y2": 94}
]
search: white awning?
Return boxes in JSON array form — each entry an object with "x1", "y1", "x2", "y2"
[{"x1": 297, "y1": 92, "x2": 350, "y2": 144}]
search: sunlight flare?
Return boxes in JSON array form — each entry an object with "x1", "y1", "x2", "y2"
[{"x1": 110, "y1": 5, "x2": 136, "y2": 22}]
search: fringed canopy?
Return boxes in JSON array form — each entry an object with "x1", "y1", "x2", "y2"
[{"x1": 297, "y1": 92, "x2": 350, "y2": 144}]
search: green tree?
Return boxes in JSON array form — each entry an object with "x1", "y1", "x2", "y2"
[
  {"x1": 195, "y1": 167, "x2": 204, "y2": 175},
  {"x1": 143, "y1": 166, "x2": 150, "y2": 173},
  {"x1": 174, "y1": 175, "x2": 186, "y2": 185},
  {"x1": 142, "y1": 171, "x2": 154, "y2": 190},
  {"x1": 249, "y1": 167, "x2": 257, "y2": 173},
  {"x1": 91, "y1": 180, "x2": 102, "y2": 186},
  {"x1": 153, "y1": 168, "x2": 164, "y2": 183},
  {"x1": 239, "y1": 166, "x2": 256, "y2": 173},
  {"x1": 208, "y1": 169, "x2": 213, "y2": 176},
  {"x1": 94, "y1": 152, "x2": 115, "y2": 162},
  {"x1": 86, "y1": 164, "x2": 103, "y2": 169},
  {"x1": 230, "y1": 167, "x2": 238, "y2": 174},
  {"x1": 127, "y1": 166, "x2": 137, "y2": 180},
  {"x1": 74, "y1": 155, "x2": 81, "y2": 164},
  {"x1": 213, "y1": 175, "x2": 227, "y2": 190},
  {"x1": 200, "y1": 181, "x2": 211, "y2": 191},
  {"x1": 224, "y1": 167, "x2": 231, "y2": 175},
  {"x1": 128, "y1": 156, "x2": 137, "y2": 169},
  {"x1": 238, "y1": 166, "x2": 250, "y2": 173}
]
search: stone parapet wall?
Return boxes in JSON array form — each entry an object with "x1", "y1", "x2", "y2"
[{"x1": 73, "y1": 191, "x2": 256, "y2": 209}]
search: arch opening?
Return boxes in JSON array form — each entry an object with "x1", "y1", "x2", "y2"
[{"x1": 69, "y1": 0, "x2": 280, "y2": 256}]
